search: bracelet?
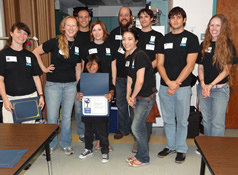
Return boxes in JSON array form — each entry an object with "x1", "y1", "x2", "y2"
[
  {"x1": 210, "y1": 83, "x2": 214, "y2": 87},
  {"x1": 39, "y1": 94, "x2": 44, "y2": 97}
]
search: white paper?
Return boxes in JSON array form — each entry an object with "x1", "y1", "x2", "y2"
[{"x1": 82, "y1": 96, "x2": 108, "y2": 116}]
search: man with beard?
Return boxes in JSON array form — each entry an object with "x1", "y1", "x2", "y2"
[
  {"x1": 74, "y1": 8, "x2": 91, "y2": 143},
  {"x1": 108, "y1": 7, "x2": 133, "y2": 139}
]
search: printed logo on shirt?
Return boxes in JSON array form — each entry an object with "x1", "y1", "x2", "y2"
[
  {"x1": 180, "y1": 37, "x2": 187, "y2": 47},
  {"x1": 125, "y1": 61, "x2": 130, "y2": 67},
  {"x1": 26, "y1": 56, "x2": 31, "y2": 66},
  {"x1": 149, "y1": 36, "x2": 156, "y2": 44},
  {"x1": 205, "y1": 47, "x2": 212, "y2": 53},
  {"x1": 59, "y1": 49, "x2": 64, "y2": 55},
  {"x1": 89, "y1": 48, "x2": 98, "y2": 54},
  {"x1": 164, "y1": 43, "x2": 173, "y2": 49},
  {"x1": 115, "y1": 35, "x2": 122, "y2": 40},
  {"x1": 75, "y1": 46, "x2": 79, "y2": 55},
  {"x1": 146, "y1": 44, "x2": 155, "y2": 51},
  {"x1": 106, "y1": 48, "x2": 111, "y2": 56},
  {"x1": 6, "y1": 56, "x2": 17, "y2": 62}
]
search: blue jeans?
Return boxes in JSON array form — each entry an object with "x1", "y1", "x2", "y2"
[
  {"x1": 74, "y1": 99, "x2": 85, "y2": 137},
  {"x1": 198, "y1": 84, "x2": 229, "y2": 136},
  {"x1": 159, "y1": 85, "x2": 191, "y2": 153},
  {"x1": 45, "y1": 81, "x2": 77, "y2": 148},
  {"x1": 116, "y1": 77, "x2": 130, "y2": 135},
  {"x1": 131, "y1": 95, "x2": 155, "y2": 163}
]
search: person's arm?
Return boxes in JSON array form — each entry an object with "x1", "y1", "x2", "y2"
[
  {"x1": 151, "y1": 57, "x2": 158, "y2": 69},
  {"x1": 204, "y1": 64, "x2": 231, "y2": 97},
  {"x1": 130, "y1": 68, "x2": 145, "y2": 99},
  {"x1": 33, "y1": 76, "x2": 45, "y2": 110},
  {"x1": 33, "y1": 45, "x2": 55, "y2": 73},
  {"x1": 157, "y1": 53, "x2": 180, "y2": 95},
  {"x1": 75, "y1": 63, "x2": 81, "y2": 82},
  {"x1": 126, "y1": 76, "x2": 133, "y2": 107},
  {"x1": 111, "y1": 59, "x2": 117, "y2": 86},
  {"x1": 105, "y1": 90, "x2": 114, "y2": 102},
  {"x1": 0, "y1": 76, "x2": 13, "y2": 113}
]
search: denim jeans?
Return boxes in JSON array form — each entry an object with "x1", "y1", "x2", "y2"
[
  {"x1": 74, "y1": 99, "x2": 85, "y2": 137},
  {"x1": 131, "y1": 95, "x2": 155, "y2": 163},
  {"x1": 45, "y1": 81, "x2": 77, "y2": 148},
  {"x1": 198, "y1": 84, "x2": 229, "y2": 136},
  {"x1": 159, "y1": 85, "x2": 191, "y2": 153},
  {"x1": 116, "y1": 77, "x2": 130, "y2": 135}
]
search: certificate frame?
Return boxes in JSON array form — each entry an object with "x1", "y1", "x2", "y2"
[{"x1": 82, "y1": 96, "x2": 109, "y2": 116}]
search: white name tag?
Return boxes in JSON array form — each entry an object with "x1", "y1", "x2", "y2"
[
  {"x1": 75, "y1": 46, "x2": 79, "y2": 53},
  {"x1": 164, "y1": 43, "x2": 173, "y2": 49},
  {"x1": 205, "y1": 47, "x2": 212, "y2": 53},
  {"x1": 181, "y1": 37, "x2": 187, "y2": 44},
  {"x1": 26, "y1": 56, "x2": 31, "y2": 63},
  {"x1": 106, "y1": 48, "x2": 111, "y2": 54},
  {"x1": 89, "y1": 48, "x2": 98, "y2": 54},
  {"x1": 150, "y1": 36, "x2": 155, "y2": 42},
  {"x1": 125, "y1": 61, "x2": 130, "y2": 67},
  {"x1": 115, "y1": 35, "x2": 122, "y2": 40},
  {"x1": 146, "y1": 44, "x2": 155, "y2": 51},
  {"x1": 59, "y1": 50, "x2": 64, "y2": 55},
  {"x1": 6, "y1": 56, "x2": 17, "y2": 62}
]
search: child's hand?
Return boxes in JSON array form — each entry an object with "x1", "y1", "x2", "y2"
[{"x1": 77, "y1": 92, "x2": 84, "y2": 101}]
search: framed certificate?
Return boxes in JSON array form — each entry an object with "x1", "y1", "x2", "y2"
[{"x1": 82, "y1": 96, "x2": 109, "y2": 116}]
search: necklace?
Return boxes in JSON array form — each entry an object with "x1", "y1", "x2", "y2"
[{"x1": 68, "y1": 40, "x2": 75, "y2": 50}]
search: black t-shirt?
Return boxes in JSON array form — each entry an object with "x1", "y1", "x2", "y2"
[
  {"x1": 157, "y1": 30, "x2": 199, "y2": 86},
  {"x1": 42, "y1": 38, "x2": 81, "y2": 82},
  {"x1": 196, "y1": 41, "x2": 237, "y2": 84},
  {"x1": 126, "y1": 48, "x2": 156, "y2": 97},
  {"x1": 137, "y1": 29, "x2": 163, "y2": 73},
  {"x1": 108, "y1": 26, "x2": 139, "y2": 78},
  {"x1": 75, "y1": 30, "x2": 90, "y2": 60},
  {"x1": 0, "y1": 47, "x2": 42, "y2": 96}
]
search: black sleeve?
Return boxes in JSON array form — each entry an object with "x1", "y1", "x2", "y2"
[
  {"x1": 135, "y1": 52, "x2": 148, "y2": 71},
  {"x1": 232, "y1": 44, "x2": 238, "y2": 64},
  {"x1": 30, "y1": 53, "x2": 42, "y2": 76},
  {"x1": 0, "y1": 51, "x2": 6, "y2": 76},
  {"x1": 156, "y1": 36, "x2": 165, "y2": 54},
  {"x1": 42, "y1": 38, "x2": 57, "y2": 53},
  {"x1": 196, "y1": 43, "x2": 203, "y2": 64}
]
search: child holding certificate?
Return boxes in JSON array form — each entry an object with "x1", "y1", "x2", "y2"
[{"x1": 78, "y1": 54, "x2": 114, "y2": 163}]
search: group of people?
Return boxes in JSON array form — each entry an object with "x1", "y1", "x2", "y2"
[{"x1": 0, "y1": 5, "x2": 236, "y2": 167}]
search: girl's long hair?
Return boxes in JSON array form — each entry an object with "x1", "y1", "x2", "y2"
[
  {"x1": 201, "y1": 14, "x2": 233, "y2": 72},
  {"x1": 58, "y1": 16, "x2": 78, "y2": 58}
]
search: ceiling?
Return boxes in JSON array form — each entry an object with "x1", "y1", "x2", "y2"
[{"x1": 59, "y1": 0, "x2": 146, "y2": 8}]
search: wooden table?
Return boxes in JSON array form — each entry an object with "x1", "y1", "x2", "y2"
[
  {"x1": 195, "y1": 136, "x2": 238, "y2": 175},
  {"x1": 0, "y1": 124, "x2": 59, "y2": 175}
]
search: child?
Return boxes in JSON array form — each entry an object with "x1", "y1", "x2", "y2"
[{"x1": 78, "y1": 54, "x2": 114, "y2": 163}]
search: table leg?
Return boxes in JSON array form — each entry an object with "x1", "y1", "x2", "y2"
[
  {"x1": 200, "y1": 158, "x2": 205, "y2": 175},
  {"x1": 45, "y1": 143, "x2": 53, "y2": 175}
]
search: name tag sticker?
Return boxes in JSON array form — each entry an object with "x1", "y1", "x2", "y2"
[
  {"x1": 75, "y1": 46, "x2": 79, "y2": 55},
  {"x1": 89, "y1": 48, "x2": 98, "y2": 54},
  {"x1": 180, "y1": 37, "x2": 187, "y2": 46},
  {"x1": 26, "y1": 56, "x2": 31, "y2": 66},
  {"x1": 115, "y1": 35, "x2": 122, "y2": 40},
  {"x1": 59, "y1": 50, "x2": 64, "y2": 55},
  {"x1": 164, "y1": 43, "x2": 173, "y2": 49},
  {"x1": 106, "y1": 48, "x2": 111, "y2": 56},
  {"x1": 150, "y1": 36, "x2": 156, "y2": 42},
  {"x1": 146, "y1": 44, "x2": 155, "y2": 51},
  {"x1": 205, "y1": 47, "x2": 212, "y2": 53},
  {"x1": 6, "y1": 56, "x2": 17, "y2": 62},
  {"x1": 118, "y1": 47, "x2": 125, "y2": 54},
  {"x1": 125, "y1": 61, "x2": 130, "y2": 67}
]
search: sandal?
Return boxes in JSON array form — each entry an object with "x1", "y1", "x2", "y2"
[
  {"x1": 126, "y1": 157, "x2": 136, "y2": 163},
  {"x1": 128, "y1": 159, "x2": 147, "y2": 167}
]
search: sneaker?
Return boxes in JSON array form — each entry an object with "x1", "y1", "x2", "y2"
[
  {"x1": 195, "y1": 149, "x2": 201, "y2": 155},
  {"x1": 101, "y1": 154, "x2": 109, "y2": 163},
  {"x1": 79, "y1": 137, "x2": 85, "y2": 143},
  {"x1": 42, "y1": 147, "x2": 54, "y2": 156},
  {"x1": 79, "y1": 149, "x2": 93, "y2": 159},
  {"x1": 158, "y1": 148, "x2": 176, "y2": 158},
  {"x1": 175, "y1": 152, "x2": 186, "y2": 163},
  {"x1": 63, "y1": 146, "x2": 74, "y2": 156}
]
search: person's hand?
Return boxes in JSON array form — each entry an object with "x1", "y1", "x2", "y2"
[
  {"x1": 127, "y1": 97, "x2": 136, "y2": 108},
  {"x1": 167, "y1": 88, "x2": 176, "y2": 96},
  {"x1": 167, "y1": 80, "x2": 180, "y2": 92},
  {"x1": 4, "y1": 99, "x2": 13, "y2": 113},
  {"x1": 38, "y1": 96, "x2": 45, "y2": 110},
  {"x1": 77, "y1": 92, "x2": 84, "y2": 101},
  {"x1": 43, "y1": 64, "x2": 55, "y2": 73},
  {"x1": 105, "y1": 93, "x2": 112, "y2": 102}
]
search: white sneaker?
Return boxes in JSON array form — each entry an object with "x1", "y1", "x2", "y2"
[
  {"x1": 101, "y1": 154, "x2": 109, "y2": 163},
  {"x1": 79, "y1": 149, "x2": 93, "y2": 159},
  {"x1": 63, "y1": 147, "x2": 74, "y2": 156}
]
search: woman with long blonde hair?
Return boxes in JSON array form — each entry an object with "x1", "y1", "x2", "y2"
[
  {"x1": 33, "y1": 16, "x2": 81, "y2": 155},
  {"x1": 197, "y1": 14, "x2": 237, "y2": 137}
]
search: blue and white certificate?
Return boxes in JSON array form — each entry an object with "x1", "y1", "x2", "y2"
[{"x1": 82, "y1": 96, "x2": 109, "y2": 116}]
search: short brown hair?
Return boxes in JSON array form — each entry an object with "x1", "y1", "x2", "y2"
[{"x1": 90, "y1": 20, "x2": 108, "y2": 42}]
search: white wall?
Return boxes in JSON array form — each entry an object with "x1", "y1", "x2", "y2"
[
  {"x1": 172, "y1": 0, "x2": 214, "y2": 106},
  {"x1": 0, "y1": 0, "x2": 6, "y2": 49}
]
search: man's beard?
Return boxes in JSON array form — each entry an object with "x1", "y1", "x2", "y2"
[{"x1": 119, "y1": 19, "x2": 132, "y2": 30}]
